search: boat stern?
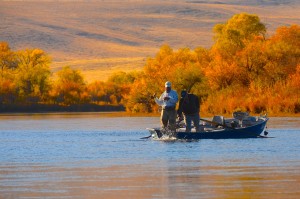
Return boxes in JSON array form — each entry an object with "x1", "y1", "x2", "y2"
[{"x1": 147, "y1": 128, "x2": 163, "y2": 139}]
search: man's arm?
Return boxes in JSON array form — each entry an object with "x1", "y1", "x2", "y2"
[
  {"x1": 154, "y1": 93, "x2": 165, "y2": 106},
  {"x1": 177, "y1": 98, "x2": 183, "y2": 117},
  {"x1": 195, "y1": 95, "x2": 200, "y2": 112},
  {"x1": 168, "y1": 90, "x2": 178, "y2": 104}
]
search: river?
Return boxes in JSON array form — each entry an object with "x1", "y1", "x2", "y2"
[{"x1": 0, "y1": 113, "x2": 300, "y2": 199}]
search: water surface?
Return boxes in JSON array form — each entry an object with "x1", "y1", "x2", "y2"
[{"x1": 1, "y1": 113, "x2": 300, "y2": 198}]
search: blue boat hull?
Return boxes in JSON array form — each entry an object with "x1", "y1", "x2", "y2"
[{"x1": 148, "y1": 118, "x2": 268, "y2": 139}]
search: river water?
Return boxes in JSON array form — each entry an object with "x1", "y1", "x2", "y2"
[{"x1": 0, "y1": 113, "x2": 300, "y2": 199}]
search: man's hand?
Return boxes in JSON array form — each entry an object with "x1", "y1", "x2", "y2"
[
  {"x1": 177, "y1": 115, "x2": 183, "y2": 121},
  {"x1": 163, "y1": 96, "x2": 170, "y2": 101},
  {"x1": 151, "y1": 93, "x2": 156, "y2": 99}
]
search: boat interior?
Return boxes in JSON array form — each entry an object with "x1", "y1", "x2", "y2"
[{"x1": 177, "y1": 112, "x2": 267, "y2": 132}]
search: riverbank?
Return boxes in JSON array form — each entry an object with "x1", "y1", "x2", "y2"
[
  {"x1": 0, "y1": 104, "x2": 125, "y2": 114},
  {"x1": 1, "y1": 103, "x2": 300, "y2": 117},
  {"x1": 0, "y1": 108, "x2": 299, "y2": 118}
]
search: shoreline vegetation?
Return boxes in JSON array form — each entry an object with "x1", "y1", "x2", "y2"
[
  {"x1": 1, "y1": 13, "x2": 300, "y2": 116},
  {"x1": 0, "y1": 109, "x2": 299, "y2": 118}
]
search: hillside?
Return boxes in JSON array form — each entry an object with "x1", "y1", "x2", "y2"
[{"x1": 1, "y1": 0, "x2": 299, "y2": 81}]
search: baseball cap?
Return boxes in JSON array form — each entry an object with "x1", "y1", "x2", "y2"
[{"x1": 165, "y1": 81, "x2": 171, "y2": 87}]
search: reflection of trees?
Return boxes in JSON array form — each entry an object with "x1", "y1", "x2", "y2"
[{"x1": 165, "y1": 163, "x2": 300, "y2": 199}]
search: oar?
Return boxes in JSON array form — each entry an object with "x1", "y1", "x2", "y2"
[{"x1": 140, "y1": 135, "x2": 152, "y2": 139}]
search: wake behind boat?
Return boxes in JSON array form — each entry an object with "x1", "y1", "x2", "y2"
[{"x1": 147, "y1": 112, "x2": 269, "y2": 140}]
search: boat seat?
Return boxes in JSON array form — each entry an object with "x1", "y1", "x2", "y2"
[
  {"x1": 233, "y1": 112, "x2": 249, "y2": 127},
  {"x1": 233, "y1": 111, "x2": 249, "y2": 121},
  {"x1": 242, "y1": 116, "x2": 257, "y2": 126},
  {"x1": 212, "y1": 115, "x2": 225, "y2": 127}
]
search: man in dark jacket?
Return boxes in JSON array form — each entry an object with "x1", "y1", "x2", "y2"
[{"x1": 177, "y1": 90, "x2": 200, "y2": 132}]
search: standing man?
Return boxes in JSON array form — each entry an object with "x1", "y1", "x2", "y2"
[
  {"x1": 154, "y1": 81, "x2": 178, "y2": 133},
  {"x1": 177, "y1": 90, "x2": 200, "y2": 132}
]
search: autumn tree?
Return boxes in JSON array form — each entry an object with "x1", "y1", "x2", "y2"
[
  {"x1": 236, "y1": 37, "x2": 267, "y2": 86},
  {"x1": 144, "y1": 44, "x2": 175, "y2": 89},
  {"x1": 125, "y1": 78, "x2": 153, "y2": 113},
  {"x1": 213, "y1": 13, "x2": 266, "y2": 58},
  {"x1": 87, "y1": 81, "x2": 106, "y2": 104},
  {"x1": 170, "y1": 48, "x2": 204, "y2": 93},
  {"x1": 14, "y1": 49, "x2": 51, "y2": 103},
  {"x1": 288, "y1": 64, "x2": 300, "y2": 91},
  {"x1": 52, "y1": 66, "x2": 88, "y2": 105},
  {"x1": 126, "y1": 45, "x2": 175, "y2": 113},
  {"x1": 0, "y1": 42, "x2": 16, "y2": 78},
  {"x1": 126, "y1": 45, "x2": 205, "y2": 113},
  {"x1": 107, "y1": 71, "x2": 139, "y2": 84},
  {"x1": 263, "y1": 25, "x2": 300, "y2": 85},
  {"x1": 205, "y1": 60, "x2": 242, "y2": 90},
  {"x1": 0, "y1": 42, "x2": 17, "y2": 104},
  {"x1": 207, "y1": 13, "x2": 267, "y2": 90},
  {"x1": 0, "y1": 78, "x2": 16, "y2": 104},
  {"x1": 87, "y1": 80, "x2": 125, "y2": 105},
  {"x1": 107, "y1": 71, "x2": 141, "y2": 105}
]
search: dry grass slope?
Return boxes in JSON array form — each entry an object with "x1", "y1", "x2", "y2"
[{"x1": 1, "y1": 0, "x2": 299, "y2": 81}]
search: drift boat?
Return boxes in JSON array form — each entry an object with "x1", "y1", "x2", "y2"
[{"x1": 147, "y1": 112, "x2": 269, "y2": 139}]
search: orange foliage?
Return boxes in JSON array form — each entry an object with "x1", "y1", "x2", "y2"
[
  {"x1": 288, "y1": 64, "x2": 300, "y2": 89},
  {"x1": 205, "y1": 61, "x2": 241, "y2": 90},
  {"x1": 0, "y1": 79, "x2": 16, "y2": 104}
]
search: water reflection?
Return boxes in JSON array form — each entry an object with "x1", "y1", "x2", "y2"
[{"x1": 1, "y1": 163, "x2": 300, "y2": 199}]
